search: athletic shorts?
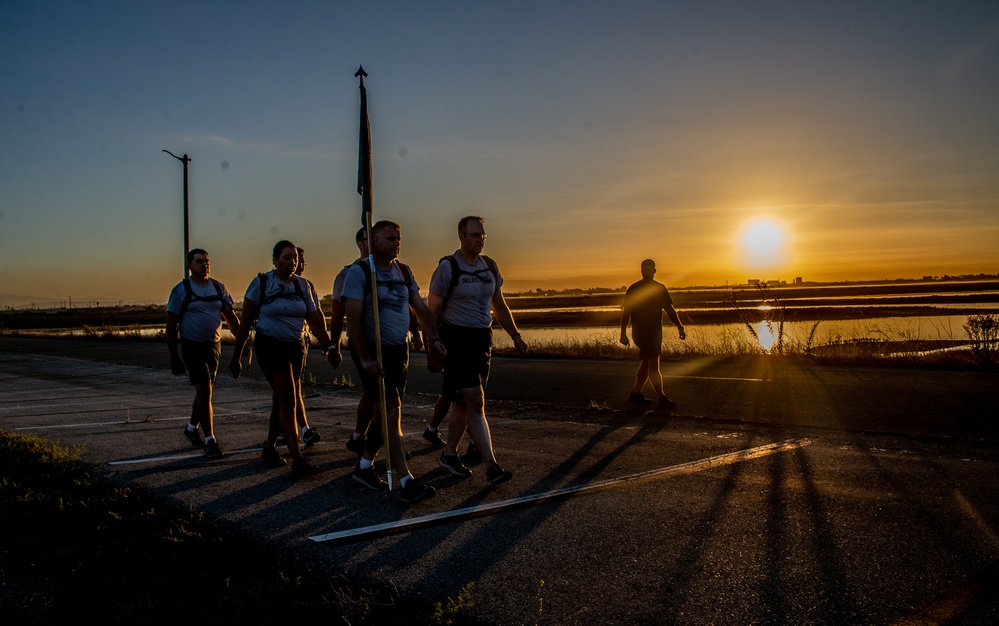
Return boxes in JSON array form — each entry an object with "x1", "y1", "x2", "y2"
[
  {"x1": 253, "y1": 333, "x2": 307, "y2": 380},
  {"x1": 347, "y1": 337, "x2": 409, "y2": 402},
  {"x1": 181, "y1": 340, "x2": 221, "y2": 386},
  {"x1": 632, "y1": 327, "x2": 663, "y2": 360},
  {"x1": 440, "y1": 324, "x2": 492, "y2": 399}
]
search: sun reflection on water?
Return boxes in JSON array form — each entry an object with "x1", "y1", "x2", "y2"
[{"x1": 756, "y1": 322, "x2": 776, "y2": 352}]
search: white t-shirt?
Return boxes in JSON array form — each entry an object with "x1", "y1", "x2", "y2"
[
  {"x1": 429, "y1": 252, "x2": 501, "y2": 329},
  {"x1": 243, "y1": 271, "x2": 316, "y2": 342}
]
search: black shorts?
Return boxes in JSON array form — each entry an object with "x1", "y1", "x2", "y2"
[
  {"x1": 347, "y1": 337, "x2": 409, "y2": 402},
  {"x1": 254, "y1": 333, "x2": 307, "y2": 379},
  {"x1": 440, "y1": 323, "x2": 492, "y2": 394},
  {"x1": 632, "y1": 327, "x2": 663, "y2": 359},
  {"x1": 181, "y1": 340, "x2": 221, "y2": 386}
]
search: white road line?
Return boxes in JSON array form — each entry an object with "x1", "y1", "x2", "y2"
[
  {"x1": 308, "y1": 438, "x2": 813, "y2": 544},
  {"x1": 12, "y1": 410, "x2": 262, "y2": 432},
  {"x1": 668, "y1": 375, "x2": 765, "y2": 382},
  {"x1": 107, "y1": 445, "x2": 270, "y2": 465}
]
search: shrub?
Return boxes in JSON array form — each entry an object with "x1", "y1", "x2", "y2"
[{"x1": 963, "y1": 313, "x2": 998, "y2": 367}]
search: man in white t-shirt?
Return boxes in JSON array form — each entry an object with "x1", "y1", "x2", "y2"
[
  {"x1": 166, "y1": 248, "x2": 240, "y2": 458},
  {"x1": 343, "y1": 220, "x2": 446, "y2": 503},
  {"x1": 427, "y1": 216, "x2": 527, "y2": 486}
]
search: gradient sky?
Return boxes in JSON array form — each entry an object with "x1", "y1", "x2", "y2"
[{"x1": 3, "y1": 1, "x2": 998, "y2": 305}]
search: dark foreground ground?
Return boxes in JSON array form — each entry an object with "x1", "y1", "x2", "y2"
[{"x1": 2, "y1": 336, "x2": 998, "y2": 625}]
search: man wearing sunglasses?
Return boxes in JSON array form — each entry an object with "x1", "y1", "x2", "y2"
[{"x1": 427, "y1": 215, "x2": 527, "y2": 486}]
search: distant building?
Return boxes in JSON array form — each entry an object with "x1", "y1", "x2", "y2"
[{"x1": 794, "y1": 276, "x2": 803, "y2": 284}]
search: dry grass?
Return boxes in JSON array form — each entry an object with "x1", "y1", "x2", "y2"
[{"x1": 0, "y1": 431, "x2": 480, "y2": 626}]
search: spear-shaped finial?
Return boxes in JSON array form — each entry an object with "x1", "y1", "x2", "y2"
[{"x1": 355, "y1": 65, "x2": 367, "y2": 81}]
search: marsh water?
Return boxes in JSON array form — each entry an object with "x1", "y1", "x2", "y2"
[{"x1": 27, "y1": 313, "x2": 980, "y2": 355}]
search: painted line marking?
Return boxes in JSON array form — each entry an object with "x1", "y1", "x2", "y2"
[
  {"x1": 665, "y1": 375, "x2": 765, "y2": 382},
  {"x1": 107, "y1": 441, "x2": 272, "y2": 466},
  {"x1": 106, "y1": 442, "x2": 308, "y2": 466},
  {"x1": 309, "y1": 438, "x2": 812, "y2": 545},
  {"x1": 12, "y1": 410, "x2": 261, "y2": 432}
]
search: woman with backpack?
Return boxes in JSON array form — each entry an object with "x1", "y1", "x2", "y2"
[{"x1": 228, "y1": 240, "x2": 339, "y2": 479}]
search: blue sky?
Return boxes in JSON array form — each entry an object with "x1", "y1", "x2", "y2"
[{"x1": 3, "y1": 1, "x2": 998, "y2": 305}]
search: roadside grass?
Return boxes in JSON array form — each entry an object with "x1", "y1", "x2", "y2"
[
  {"x1": 5, "y1": 314, "x2": 995, "y2": 370},
  {"x1": 0, "y1": 430, "x2": 478, "y2": 626},
  {"x1": 492, "y1": 329, "x2": 987, "y2": 369}
]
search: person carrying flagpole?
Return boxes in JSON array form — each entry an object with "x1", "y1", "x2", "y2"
[
  {"x1": 347, "y1": 67, "x2": 445, "y2": 502},
  {"x1": 343, "y1": 219, "x2": 445, "y2": 502}
]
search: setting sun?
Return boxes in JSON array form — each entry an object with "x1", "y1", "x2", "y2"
[{"x1": 736, "y1": 217, "x2": 791, "y2": 272}]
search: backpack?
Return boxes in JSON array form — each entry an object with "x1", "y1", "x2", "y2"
[
  {"x1": 438, "y1": 254, "x2": 498, "y2": 315},
  {"x1": 178, "y1": 277, "x2": 225, "y2": 328},
  {"x1": 252, "y1": 272, "x2": 306, "y2": 325},
  {"x1": 352, "y1": 258, "x2": 414, "y2": 297},
  {"x1": 424, "y1": 254, "x2": 498, "y2": 373}
]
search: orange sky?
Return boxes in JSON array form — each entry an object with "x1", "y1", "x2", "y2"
[{"x1": 3, "y1": 2, "x2": 998, "y2": 305}]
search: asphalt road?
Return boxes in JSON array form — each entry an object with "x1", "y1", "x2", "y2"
[{"x1": 2, "y1": 336, "x2": 998, "y2": 625}]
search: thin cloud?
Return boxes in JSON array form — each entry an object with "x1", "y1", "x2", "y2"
[{"x1": 936, "y1": 22, "x2": 999, "y2": 80}]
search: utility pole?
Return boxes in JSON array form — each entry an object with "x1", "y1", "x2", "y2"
[{"x1": 163, "y1": 150, "x2": 191, "y2": 278}]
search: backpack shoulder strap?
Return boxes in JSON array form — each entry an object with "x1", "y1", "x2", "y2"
[
  {"x1": 397, "y1": 262, "x2": 414, "y2": 289},
  {"x1": 257, "y1": 272, "x2": 270, "y2": 305},
  {"x1": 352, "y1": 258, "x2": 372, "y2": 297},
  {"x1": 178, "y1": 278, "x2": 193, "y2": 320},
  {"x1": 481, "y1": 255, "x2": 498, "y2": 279},
  {"x1": 445, "y1": 255, "x2": 461, "y2": 300}
]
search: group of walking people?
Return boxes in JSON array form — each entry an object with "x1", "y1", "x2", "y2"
[
  {"x1": 166, "y1": 215, "x2": 531, "y2": 503},
  {"x1": 166, "y1": 215, "x2": 686, "y2": 504}
]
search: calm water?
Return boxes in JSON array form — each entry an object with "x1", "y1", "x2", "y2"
[
  {"x1": 20, "y1": 313, "x2": 985, "y2": 354},
  {"x1": 493, "y1": 314, "x2": 977, "y2": 352}
]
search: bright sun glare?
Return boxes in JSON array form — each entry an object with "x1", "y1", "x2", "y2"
[{"x1": 737, "y1": 217, "x2": 790, "y2": 269}]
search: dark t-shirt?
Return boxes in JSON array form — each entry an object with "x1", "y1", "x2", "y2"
[{"x1": 623, "y1": 279, "x2": 673, "y2": 336}]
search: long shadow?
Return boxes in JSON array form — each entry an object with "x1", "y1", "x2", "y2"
[
  {"x1": 314, "y1": 416, "x2": 667, "y2": 593},
  {"x1": 762, "y1": 426, "x2": 790, "y2": 625},
  {"x1": 658, "y1": 430, "x2": 759, "y2": 626},
  {"x1": 789, "y1": 442, "x2": 860, "y2": 622},
  {"x1": 846, "y1": 437, "x2": 999, "y2": 617}
]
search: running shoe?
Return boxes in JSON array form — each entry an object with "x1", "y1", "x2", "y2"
[
  {"x1": 352, "y1": 465, "x2": 388, "y2": 491},
  {"x1": 657, "y1": 395, "x2": 677, "y2": 410},
  {"x1": 302, "y1": 427, "x2": 322, "y2": 448},
  {"x1": 346, "y1": 435, "x2": 366, "y2": 456},
  {"x1": 399, "y1": 478, "x2": 436, "y2": 503},
  {"x1": 439, "y1": 453, "x2": 472, "y2": 477},
  {"x1": 203, "y1": 438, "x2": 224, "y2": 458},
  {"x1": 422, "y1": 427, "x2": 446, "y2": 448},
  {"x1": 486, "y1": 462, "x2": 513, "y2": 486},
  {"x1": 292, "y1": 457, "x2": 321, "y2": 479},
  {"x1": 628, "y1": 391, "x2": 653, "y2": 405},
  {"x1": 261, "y1": 444, "x2": 287, "y2": 467},
  {"x1": 183, "y1": 427, "x2": 204, "y2": 449}
]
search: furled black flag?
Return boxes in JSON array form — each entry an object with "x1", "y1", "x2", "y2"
[{"x1": 356, "y1": 66, "x2": 372, "y2": 227}]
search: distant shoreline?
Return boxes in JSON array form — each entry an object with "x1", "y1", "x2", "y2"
[
  {"x1": 3, "y1": 275, "x2": 997, "y2": 311},
  {"x1": 1, "y1": 303, "x2": 995, "y2": 332}
]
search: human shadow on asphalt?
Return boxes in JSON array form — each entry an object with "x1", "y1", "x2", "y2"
[
  {"x1": 580, "y1": 422, "x2": 852, "y2": 626},
  {"x1": 123, "y1": 445, "x2": 363, "y2": 529},
  {"x1": 343, "y1": 417, "x2": 672, "y2": 593}
]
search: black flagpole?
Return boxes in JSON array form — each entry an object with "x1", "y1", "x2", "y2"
[{"x1": 356, "y1": 66, "x2": 393, "y2": 489}]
